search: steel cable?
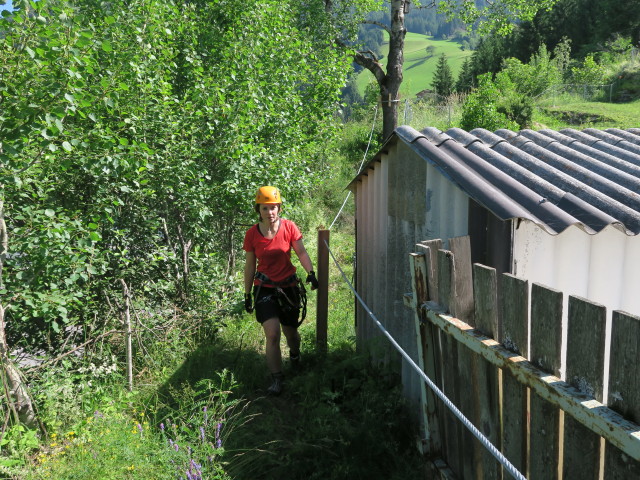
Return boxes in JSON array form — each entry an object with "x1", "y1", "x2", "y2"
[{"x1": 325, "y1": 239, "x2": 526, "y2": 480}]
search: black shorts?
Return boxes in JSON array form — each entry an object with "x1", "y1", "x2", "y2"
[{"x1": 253, "y1": 285, "x2": 301, "y2": 327}]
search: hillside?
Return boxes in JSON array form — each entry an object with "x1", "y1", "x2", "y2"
[{"x1": 356, "y1": 31, "x2": 473, "y2": 99}]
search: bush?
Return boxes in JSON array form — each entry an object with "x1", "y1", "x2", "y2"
[
  {"x1": 460, "y1": 74, "x2": 520, "y2": 131},
  {"x1": 571, "y1": 54, "x2": 608, "y2": 85}
]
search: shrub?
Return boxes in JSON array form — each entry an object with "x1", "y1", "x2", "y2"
[{"x1": 460, "y1": 74, "x2": 520, "y2": 131}]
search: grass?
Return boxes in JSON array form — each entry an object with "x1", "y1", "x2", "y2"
[
  {"x1": 536, "y1": 97, "x2": 640, "y2": 129},
  {"x1": 356, "y1": 32, "x2": 474, "y2": 99},
  {"x1": 11, "y1": 227, "x2": 426, "y2": 480}
]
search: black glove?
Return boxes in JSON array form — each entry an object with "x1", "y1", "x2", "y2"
[
  {"x1": 306, "y1": 271, "x2": 319, "y2": 291},
  {"x1": 244, "y1": 293, "x2": 253, "y2": 313}
]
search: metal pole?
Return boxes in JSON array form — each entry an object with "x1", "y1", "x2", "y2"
[{"x1": 316, "y1": 230, "x2": 329, "y2": 354}]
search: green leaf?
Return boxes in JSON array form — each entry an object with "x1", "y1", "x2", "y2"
[
  {"x1": 101, "y1": 40, "x2": 113, "y2": 52},
  {"x1": 61, "y1": 141, "x2": 72, "y2": 152},
  {"x1": 44, "y1": 209, "x2": 55, "y2": 217}
]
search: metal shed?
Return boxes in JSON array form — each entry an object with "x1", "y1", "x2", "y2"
[{"x1": 348, "y1": 125, "x2": 640, "y2": 413}]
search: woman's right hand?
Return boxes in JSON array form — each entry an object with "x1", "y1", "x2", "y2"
[{"x1": 244, "y1": 293, "x2": 253, "y2": 313}]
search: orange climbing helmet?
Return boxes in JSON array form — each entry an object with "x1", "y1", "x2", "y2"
[{"x1": 255, "y1": 186, "x2": 281, "y2": 204}]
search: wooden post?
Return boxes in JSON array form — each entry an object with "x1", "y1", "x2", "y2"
[
  {"x1": 563, "y1": 296, "x2": 606, "y2": 479},
  {"x1": 605, "y1": 310, "x2": 640, "y2": 477},
  {"x1": 499, "y1": 273, "x2": 529, "y2": 476},
  {"x1": 316, "y1": 229, "x2": 329, "y2": 354},
  {"x1": 409, "y1": 252, "x2": 441, "y2": 454},
  {"x1": 529, "y1": 283, "x2": 563, "y2": 480},
  {"x1": 449, "y1": 236, "x2": 478, "y2": 480},
  {"x1": 473, "y1": 264, "x2": 501, "y2": 480},
  {"x1": 437, "y1": 249, "x2": 462, "y2": 476}
]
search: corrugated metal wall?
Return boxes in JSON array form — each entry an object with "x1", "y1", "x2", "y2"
[
  {"x1": 513, "y1": 220, "x2": 640, "y2": 395},
  {"x1": 354, "y1": 141, "x2": 470, "y2": 410}
]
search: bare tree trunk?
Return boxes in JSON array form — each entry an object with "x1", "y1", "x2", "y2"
[
  {"x1": 120, "y1": 280, "x2": 133, "y2": 392},
  {"x1": 175, "y1": 218, "x2": 192, "y2": 302},
  {"x1": 0, "y1": 201, "x2": 37, "y2": 428},
  {"x1": 353, "y1": 0, "x2": 408, "y2": 141}
]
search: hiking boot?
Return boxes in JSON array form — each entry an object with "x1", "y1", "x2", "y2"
[
  {"x1": 290, "y1": 351, "x2": 301, "y2": 370},
  {"x1": 267, "y1": 373, "x2": 284, "y2": 396}
]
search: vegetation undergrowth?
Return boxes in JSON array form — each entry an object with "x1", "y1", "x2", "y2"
[{"x1": 8, "y1": 228, "x2": 425, "y2": 480}]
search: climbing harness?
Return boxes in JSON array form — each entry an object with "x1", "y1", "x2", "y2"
[{"x1": 253, "y1": 271, "x2": 307, "y2": 327}]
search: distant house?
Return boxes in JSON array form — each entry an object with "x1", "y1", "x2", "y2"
[{"x1": 348, "y1": 125, "x2": 640, "y2": 409}]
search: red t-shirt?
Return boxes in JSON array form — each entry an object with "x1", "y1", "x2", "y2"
[{"x1": 243, "y1": 218, "x2": 302, "y2": 285}]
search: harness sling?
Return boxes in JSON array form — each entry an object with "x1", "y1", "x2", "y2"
[{"x1": 253, "y1": 271, "x2": 307, "y2": 327}]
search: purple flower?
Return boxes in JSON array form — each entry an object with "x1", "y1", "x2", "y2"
[
  {"x1": 174, "y1": 443, "x2": 179, "y2": 452},
  {"x1": 160, "y1": 423, "x2": 165, "y2": 431},
  {"x1": 199, "y1": 426, "x2": 205, "y2": 442},
  {"x1": 215, "y1": 422, "x2": 223, "y2": 448},
  {"x1": 137, "y1": 423, "x2": 143, "y2": 434},
  {"x1": 191, "y1": 459, "x2": 202, "y2": 470}
]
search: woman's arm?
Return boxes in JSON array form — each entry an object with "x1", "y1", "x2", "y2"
[
  {"x1": 244, "y1": 251, "x2": 257, "y2": 293},
  {"x1": 292, "y1": 239, "x2": 314, "y2": 274}
]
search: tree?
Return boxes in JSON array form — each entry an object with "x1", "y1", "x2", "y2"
[
  {"x1": 0, "y1": 0, "x2": 352, "y2": 429},
  {"x1": 431, "y1": 53, "x2": 454, "y2": 96},
  {"x1": 455, "y1": 57, "x2": 475, "y2": 92},
  {"x1": 344, "y1": 0, "x2": 561, "y2": 140}
]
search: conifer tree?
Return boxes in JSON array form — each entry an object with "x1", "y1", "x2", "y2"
[
  {"x1": 455, "y1": 57, "x2": 475, "y2": 93},
  {"x1": 431, "y1": 53, "x2": 454, "y2": 97}
]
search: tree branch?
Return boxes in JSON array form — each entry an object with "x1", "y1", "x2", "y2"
[
  {"x1": 353, "y1": 49, "x2": 386, "y2": 84},
  {"x1": 362, "y1": 20, "x2": 392, "y2": 35}
]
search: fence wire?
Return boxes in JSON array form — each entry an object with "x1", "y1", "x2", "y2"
[{"x1": 325, "y1": 239, "x2": 527, "y2": 480}]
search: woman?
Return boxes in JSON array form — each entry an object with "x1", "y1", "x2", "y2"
[{"x1": 243, "y1": 186, "x2": 318, "y2": 395}]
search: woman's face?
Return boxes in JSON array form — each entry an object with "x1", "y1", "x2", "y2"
[{"x1": 259, "y1": 204, "x2": 280, "y2": 223}]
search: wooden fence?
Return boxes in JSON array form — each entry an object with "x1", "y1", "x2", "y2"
[{"x1": 403, "y1": 236, "x2": 640, "y2": 479}]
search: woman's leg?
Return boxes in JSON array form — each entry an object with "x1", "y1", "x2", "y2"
[
  {"x1": 262, "y1": 317, "x2": 282, "y2": 374},
  {"x1": 281, "y1": 324, "x2": 300, "y2": 356}
]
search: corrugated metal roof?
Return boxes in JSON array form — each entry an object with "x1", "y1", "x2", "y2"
[{"x1": 352, "y1": 126, "x2": 640, "y2": 235}]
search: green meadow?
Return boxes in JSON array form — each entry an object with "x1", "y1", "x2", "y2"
[{"x1": 356, "y1": 31, "x2": 474, "y2": 99}]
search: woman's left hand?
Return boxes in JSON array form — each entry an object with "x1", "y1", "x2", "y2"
[{"x1": 306, "y1": 271, "x2": 319, "y2": 290}]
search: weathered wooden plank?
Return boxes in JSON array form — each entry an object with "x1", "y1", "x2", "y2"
[
  {"x1": 437, "y1": 249, "x2": 462, "y2": 476},
  {"x1": 529, "y1": 283, "x2": 563, "y2": 480},
  {"x1": 500, "y1": 274, "x2": 529, "y2": 357},
  {"x1": 473, "y1": 264, "x2": 501, "y2": 480},
  {"x1": 419, "y1": 241, "x2": 445, "y2": 458},
  {"x1": 604, "y1": 310, "x2": 640, "y2": 479},
  {"x1": 448, "y1": 238, "x2": 477, "y2": 479},
  {"x1": 563, "y1": 295, "x2": 606, "y2": 479},
  {"x1": 499, "y1": 273, "x2": 529, "y2": 474},
  {"x1": 418, "y1": 239, "x2": 442, "y2": 304},
  {"x1": 449, "y1": 236, "x2": 475, "y2": 326},
  {"x1": 421, "y1": 304, "x2": 640, "y2": 463},
  {"x1": 409, "y1": 252, "x2": 441, "y2": 454},
  {"x1": 474, "y1": 265, "x2": 499, "y2": 339}
]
